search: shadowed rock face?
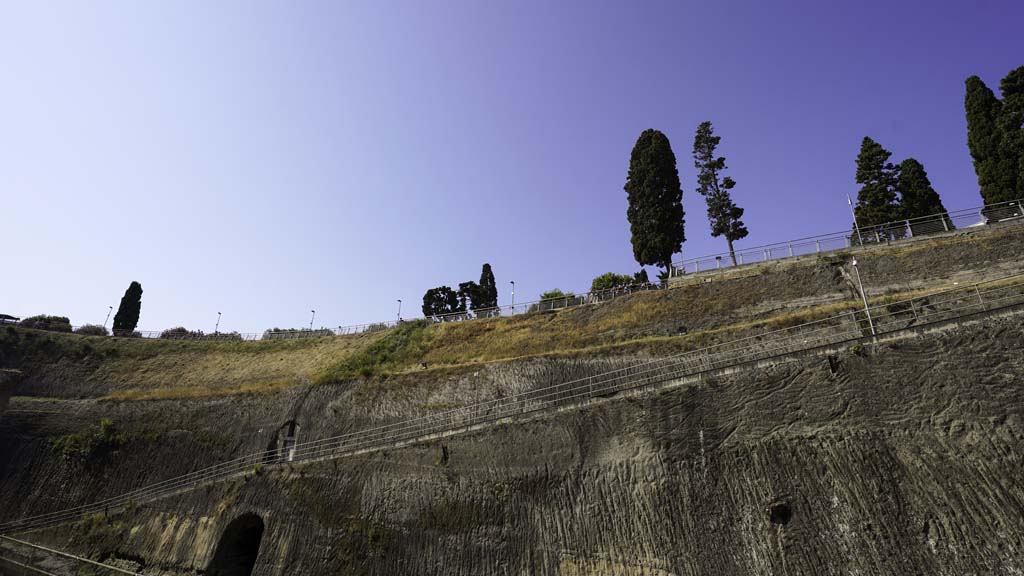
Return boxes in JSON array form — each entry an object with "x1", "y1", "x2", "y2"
[{"x1": 7, "y1": 314, "x2": 1024, "y2": 575}]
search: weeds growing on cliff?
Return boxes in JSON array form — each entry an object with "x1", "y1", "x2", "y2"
[
  {"x1": 319, "y1": 320, "x2": 431, "y2": 382},
  {"x1": 52, "y1": 418, "x2": 126, "y2": 461}
]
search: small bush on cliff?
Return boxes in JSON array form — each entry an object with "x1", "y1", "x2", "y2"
[
  {"x1": 74, "y1": 324, "x2": 109, "y2": 336},
  {"x1": 20, "y1": 315, "x2": 73, "y2": 333},
  {"x1": 52, "y1": 418, "x2": 126, "y2": 461}
]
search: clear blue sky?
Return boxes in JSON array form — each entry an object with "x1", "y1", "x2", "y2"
[{"x1": 2, "y1": 1, "x2": 1022, "y2": 333}]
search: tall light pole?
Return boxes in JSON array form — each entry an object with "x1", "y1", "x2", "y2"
[
  {"x1": 103, "y1": 306, "x2": 113, "y2": 329},
  {"x1": 215, "y1": 312, "x2": 222, "y2": 334},
  {"x1": 848, "y1": 194, "x2": 864, "y2": 246},
  {"x1": 396, "y1": 299, "x2": 402, "y2": 321},
  {"x1": 851, "y1": 258, "x2": 875, "y2": 336},
  {"x1": 510, "y1": 281, "x2": 515, "y2": 308},
  {"x1": 310, "y1": 310, "x2": 316, "y2": 331}
]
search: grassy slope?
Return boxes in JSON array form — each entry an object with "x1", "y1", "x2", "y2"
[{"x1": 3, "y1": 224, "x2": 1022, "y2": 401}]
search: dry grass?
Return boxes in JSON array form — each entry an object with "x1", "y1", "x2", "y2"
[{"x1": 102, "y1": 379, "x2": 297, "y2": 401}]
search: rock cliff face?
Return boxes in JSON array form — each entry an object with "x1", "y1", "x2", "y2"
[
  {"x1": 5, "y1": 313, "x2": 1024, "y2": 575},
  {"x1": 2, "y1": 223, "x2": 1024, "y2": 575}
]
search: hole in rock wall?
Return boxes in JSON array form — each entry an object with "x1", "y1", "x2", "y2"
[
  {"x1": 264, "y1": 420, "x2": 300, "y2": 463},
  {"x1": 769, "y1": 502, "x2": 793, "y2": 526},
  {"x1": 206, "y1": 513, "x2": 264, "y2": 576}
]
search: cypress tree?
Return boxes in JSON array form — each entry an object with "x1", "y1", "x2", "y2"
[
  {"x1": 112, "y1": 281, "x2": 143, "y2": 334},
  {"x1": 625, "y1": 129, "x2": 685, "y2": 274},
  {"x1": 478, "y1": 263, "x2": 498, "y2": 310},
  {"x1": 692, "y1": 121, "x2": 749, "y2": 265},
  {"x1": 854, "y1": 137, "x2": 902, "y2": 239},
  {"x1": 898, "y1": 158, "x2": 952, "y2": 233},
  {"x1": 965, "y1": 75, "x2": 1003, "y2": 202},
  {"x1": 998, "y1": 66, "x2": 1024, "y2": 198}
]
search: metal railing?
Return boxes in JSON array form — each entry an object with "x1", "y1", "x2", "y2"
[
  {"x1": 4, "y1": 272, "x2": 1024, "y2": 536},
  {"x1": 671, "y1": 199, "x2": 1023, "y2": 274},
  {"x1": 0, "y1": 535, "x2": 140, "y2": 575},
  {"x1": 22, "y1": 199, "x2": 1023, "y2": 344}
]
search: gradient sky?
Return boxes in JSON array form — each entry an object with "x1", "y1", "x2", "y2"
[{"x1": 2, "y1": 0, "x2": 1022, "y2": 333}]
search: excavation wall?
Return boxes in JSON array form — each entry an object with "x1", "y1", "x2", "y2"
[{"x1": 6, "y1": 314, "x2": 1024, "y2": 575}]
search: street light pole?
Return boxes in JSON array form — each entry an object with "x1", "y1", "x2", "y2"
[
  {"x1": 510, "y1": 281, "x2": 515, "y2": 308},
  {"x1": 851, "y1": 258, "x2": 875, "y2": 336},
  {"x1": 848, "y1": 194, "x2": 864, "y2": 246},
  {"x1": 397, "y1": 299, "x2": 402, "y2": 321},
  {"x1": 103, "y1": 306, "x2": 113, "y2": 329},
  {"x1": 215, "y1": 312, "x2": 221, "y2": 334},
  {"x1": 310, "y1": 310, "x2": 316, "y2": 331}
]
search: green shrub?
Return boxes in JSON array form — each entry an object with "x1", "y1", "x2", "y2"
[
  {"x1": 52, "y1": 418, "x2": 126, "y2": 461},
  {"x1": 20, "y1": 315, "x2": 73, "y2": 333},
  {"x1": 74, "y1": 324, "x2": 109, "y2": 337}
]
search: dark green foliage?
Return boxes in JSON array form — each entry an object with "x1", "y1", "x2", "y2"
[
  {"x1": 112, "y1": 281, "x2": 143, "y2": 335},
  {"x1": 477, "y1": 263, "x2": 498, "y2": 309},
  {"x1": 161, "y1": 327, "x2": 198, "y2": 339},
  {"x1": 965, "y1": 67, "x2": 1024, "y2": 204},
  {"x1": 634, "y1": 269, "x2": 650, "y2": 284},
  {"x1": 74, "y1": 324, "x2": 109, "y2": 336},
  {"x1": 422, "y1": 286, "x2": 461, "y2": 318},
  {"x1": 20, "y1": 315, "x2": 73, "y2": 333},
  {"x1": 692, "y1": 121, "x2": 749, "y2": 265},
  {"x1": 625, "y1": 129, "x2": 685, "y2": 272},
  {"x1": 898, "y1": 158, "x2": 952, "y2": 233},
  {"x1": 52, "y1": 418, "x2": 125, "y2": 461},
  {"x1": 457, "y1": 281, "x2": 479, "y2": 313},
  {"x1": 854, "y1": 137, "x2": 904, "y2": 238}
]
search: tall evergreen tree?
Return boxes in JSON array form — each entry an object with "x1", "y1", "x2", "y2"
[
  {"x1": 112, "y1": 281, "x2": 143, "y2": 334},
  {"x1": 965, "y1": 67, "x2": 1024, "y2": 205},
  {"x1": 692, "y1": 121, "x2": 748, "y2": 265},
  {"x1": 998, "y1": 66, "x2": 1024, "y2": 198},
  {"x1": 625, "y1": 129, "x2": 685, "y2": 274},
  {"x1": 477, "y1": 263, "x2": 498, "y2": 310},
  {"x1": 898, "y1": 158, "x2": 952, "y2": 233},
  {"x1": 965, "y1": 75, "x2": 1004, "y2": 202},
  {"x1": 854, "y1": 137, "x2": 903, "y2": 239}
]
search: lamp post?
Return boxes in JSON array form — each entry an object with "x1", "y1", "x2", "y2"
[
  {"x1": 848, "y1": 194, "x2": 864, "y2": 246},
  {"x1": 103, "y1": 306, "x2": 113, "y2": 329},
  {"x1": 215, "y1": 312, "x2": 221, "y2": 334},
  {"x1": 851, "y1": 258, "x2": 875, "y2": 336},
  {"x1": 397, "y1": 299, "x2": 402, "y2": 321},
  {"x1": 510, "y1": 281, "x2": 515, "y2": 308},
  {"x1": 310, "y1": 310, "x2": 316, "y2": 331}
]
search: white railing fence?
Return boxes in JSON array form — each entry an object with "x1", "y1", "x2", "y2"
[
  {"x1": 3, "y1": 272, "x2": 1023, "y2": 536},
  {"x1": 671, "y1": 199, "x2": 1023, "y2": 274},
  {"x1": 10, "y1": 199, "x2": 1023, "y2": 343}
]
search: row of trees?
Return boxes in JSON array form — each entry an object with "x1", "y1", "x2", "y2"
[
  {"x1": 852, "y1": 137, "x2": 949, "y2": 237},
  {"x1": 966, "y1": 66, "x2": 1024, "y2": 205},
  {"x1": 624, "y1": 121, "x2": 751, "y2": 275},
  {"x1": 421, "y1": 263, "x2": 498, "y2": 319}
]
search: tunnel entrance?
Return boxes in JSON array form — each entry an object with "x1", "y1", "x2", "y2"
[{"x1": 206, "y1": 513, "x2": 264, "y2": 576}]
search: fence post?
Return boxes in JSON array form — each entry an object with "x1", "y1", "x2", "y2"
[
  {"x1": 738, "y1": 253, "x2": 743, "y2": 265},
  {"x1": 788, "y1": 243, "x2": 793, "y2": 257},
  {"x1": 942, "y1": 216, "x2": 949, "y2": 232},
  {"x1": 874, "y1": 230, "x2": 881, "y2": 243},
  {"x1": 975, "y1": 285, "x2": 985, "y2": 309},
  {"x1": 906, "y1": 220, "x2": 913, "y2": 238},
  {"x1": 763, "y1": 248, "x2": 769, "y2": 261},
  {"x1": 816, "y1": 239, "x2": 820, "y2": 253}
]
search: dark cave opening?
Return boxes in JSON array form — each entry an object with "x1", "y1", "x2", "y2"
[
  {"x1": 206, "y1": 513, "x2": 265, "y2": 576},
  {"x1": 769, "y1": 502, "x2": 792, "y2": 526}
]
